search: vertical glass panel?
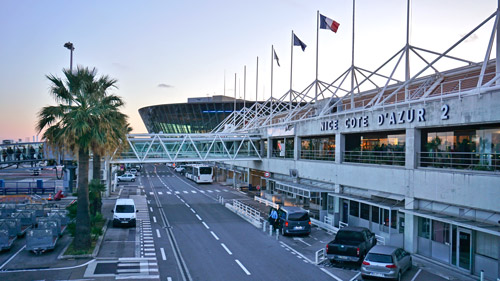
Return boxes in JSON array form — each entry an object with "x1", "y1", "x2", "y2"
[{"x1": 458, "y1": 231, "x2": 471, "y2": 270}]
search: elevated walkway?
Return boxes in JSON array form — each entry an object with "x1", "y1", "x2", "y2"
[{"x1": 111, "y1": 133, "x2": 263, "y2": 164}]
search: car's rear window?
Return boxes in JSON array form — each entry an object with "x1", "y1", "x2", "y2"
[
  {"x1": 116, "y1": 205, "x2": 134, "y2": 213},
  {"x1": 366, "y1": 253, "x2": 393, "y2": 263},
  {"x1": 287, "y1": 212, "x2": 309, "y2": 221},
  {"x1": 336, "y1": 230, "x2": 364, "y2": 242}
]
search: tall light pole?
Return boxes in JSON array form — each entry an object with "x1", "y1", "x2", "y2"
[{"x1": 63, "y1": 42, "x2": 74, "y2": 73}]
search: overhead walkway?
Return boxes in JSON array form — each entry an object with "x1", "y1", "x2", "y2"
[{"x1": 110, "y1": 133, "x2": 263, "y2": 164}]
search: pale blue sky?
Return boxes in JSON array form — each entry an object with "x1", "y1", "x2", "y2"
[{"x1": 0, "y1": 0, "x2": 496, "y2": 140}]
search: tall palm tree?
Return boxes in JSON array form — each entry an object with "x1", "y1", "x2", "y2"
[{"x1": 37, "y1": 66, "x2": 128, "y2": 251}]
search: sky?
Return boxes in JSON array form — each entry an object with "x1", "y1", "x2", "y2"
[{"x1": 0, "y1": 0, "x2": 497, "y2": 141}]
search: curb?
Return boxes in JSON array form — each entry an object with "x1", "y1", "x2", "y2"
[{"x1": 57, "y1": 219, "x2": 109, "y2": 260}]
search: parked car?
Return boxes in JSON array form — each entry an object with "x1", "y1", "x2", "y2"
[
  {"x1": 117, "y1": 173, "x2": 136, "y2": 182},
  {"x1": 361, "y1": 245, "x2": 412, "y2": 281},
  {"x1": 269, "y1": 206, "x2": 311, "y2": 236},
  {"x1": 174, "y1": 166, "x2": 185, "y2": 173},
  {"x1": 326, "y1": 226, "x2": 377, "y2": 264},
  {"x1": 128, "y1": 168, "x2": 138, "y2": 175},
  {"x1": 112, "y1": 198, "x2": 138, "y2": 227}
]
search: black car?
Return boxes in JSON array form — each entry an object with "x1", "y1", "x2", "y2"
[
  {"x1": 326, "y1": 226, "x2": 377, "y2": 263},
  {"x1": 269, "y1": 206, "x2": 312, "y2": 236}
]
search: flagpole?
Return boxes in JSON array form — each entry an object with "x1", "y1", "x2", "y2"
[
  {"x1": 244, "y1": 65, "x2": 246, "y2": 126},
  {"x1": 405, "y1": 0, "x2": 411, "y2": 100},
  {"x1": 256, "y1": 56, "x2": 259, "y2": 102},
  {"x1": 224, "y1": 69, "x2": 226, "y2": 96},
  {"x1": 290, "y1": 30, "x2": 294, "y2": 110},
  {"x1": 234, "y1": 73, "x2": 237, "y2": 128},
  {"x1": 350, "y1": 0, "x2": 355, "y2": 108},
  {"x1": 315, "y1": 10, "x2": 320, "y2": 97},
  {"x1": 271, "y1": 45, "x2": 274, "y2": 124}
]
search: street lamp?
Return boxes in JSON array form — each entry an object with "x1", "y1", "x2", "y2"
[{"x1": 63, "y1": 42, "x2": 74, "y2": 72}]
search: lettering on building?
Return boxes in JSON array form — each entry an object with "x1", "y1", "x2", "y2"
[{"x1": 320, "y1": 106, "x2": 447, "y2": 131}]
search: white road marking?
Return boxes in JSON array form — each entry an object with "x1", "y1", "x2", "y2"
[
  {"x1": 149, "y1": 207, "x2": 153, "y2": 212},
  {"x1": 293, "y1": 237, "x2": 312, "y2": 247},
  {"x1": 167, "y1": 278, "x2": 172, "y2": 281},
  {"x1": 215, "y1": 190, "x2": 221, "y2": 192},
  {"x1": 349, "y1": 272, "x2": 361, "y2": 281},
  {"x1": 167, "y1": 192, "x2": 172, "y2": 195},
  {"x1": 149, "y1": 192, "x2": 154, "y2": 195},
  {"x1": 190, "y1": 208, "x2": 196, "y2": 213},
  {"x1": 279, "y1": 242, "x2": 314, "y2": 263},
  {"x1": 410, "y1": 269, "x2": 422, "y2": 281},
  {"x1": 0, "y1": 245, "x2": 26, "y2": 270},
  {"x1": 235, "y1": 259, "x2": 251, "y2": 275},
  {"x1": 160, "y1": 248, "x2": 167, "y2": 260},
  {"x1": 191, "y1": 191, "x2": 197, "y2": 193},
  {"x1": 156, "y1": 229, "x2": 161, "y2": 238},
  {"x1": 183, "y1": 191, "x2": 188, "y2": 194},
  {"x1": 221, "y1": 243, "x2": 232, "y2": 255},
  {"x1": 158, "y1": 192, "x2": 163, "y2": 195},
  {"x1": 207, "y1": 190, "x2": 213, "y2": 193},
  {"x1": 185, "y1": 203, "x2": 190, "y2": 208},
  {"x1": 320, "y1": 268, "x2": 343, "y2": 281},
  {"x1": 210, "y1": 231, "x2": 219, "y2": 240},
  {"x1": 153, "y1": 216, "x2": 157, "y2": 223},
  {"x1": 202, "y1": 222, "x2": 209, "y2": 229},
  {"x1": 175, "y1": 191, "x2": 180, "y2": 194},
  {"x1": 196, "y1": 214, "x2": 202, "y2": 221},
  {"x1": 200, "y1": 190, "x2": 205, "y2": 193},
  {"x1": 180, "y1": 199, "x2": 185, "y2": 203}
]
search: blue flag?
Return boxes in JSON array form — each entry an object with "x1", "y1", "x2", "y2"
[{"x1": 293, "y1": 33, "x2": 307, "y2": 51}]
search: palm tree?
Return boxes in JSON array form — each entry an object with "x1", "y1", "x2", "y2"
[{"x1": 37, "y1": 66, "x2": 128, "y2": 251}]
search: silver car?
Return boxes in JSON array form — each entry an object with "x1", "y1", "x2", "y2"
[{"x1": 360, "y1": 245, "x2": 412, "y2": 281}]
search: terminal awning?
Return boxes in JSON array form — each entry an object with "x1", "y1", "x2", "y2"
[
  {"x1": 332, "y1": 193, "x2": 404, "y2": 210},
  {"x1": 401, "y1": 209, "x2": 500, "y2": 237},
  {"x1": 275, "y1": 181, "x2": 331, "y2": 199}
]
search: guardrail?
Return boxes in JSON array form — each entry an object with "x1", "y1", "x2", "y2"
[
  {"x1": 315, "y1": 248, "x2": 327, "y2": 265},
  {"x1": 254, "y1": 196, "x2": 279, "y2": 209},
  {"x1": 339, "y1": 221, "x2": 348, "y2": 228},
  {"x1": 0, "y1": 187, "x2": 55, "y2": 195},
  {"x1": 310, "y1": 218, "x2": 339, "y2": 234},
  {"x1": 375, "y1": 234, "x2": 385, "y2": 245},
  {"x1": 226, "y1": 199, "x2": 262, "y2": 228}
]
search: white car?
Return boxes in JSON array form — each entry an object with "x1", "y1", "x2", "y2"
[
  {"x1": 174, "y1": 166, "x2": 185, "y2": 173},
  {"x1": 128, "y1": 168, "x2": 138, "y2": 175},
  {"x1": 117, "y1": 173, "x2": 136, "y2": 182}
]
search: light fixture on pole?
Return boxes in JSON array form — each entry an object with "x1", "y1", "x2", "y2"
[{"x1": 63, "y1": 42, "x2": 74, "y2": 72}]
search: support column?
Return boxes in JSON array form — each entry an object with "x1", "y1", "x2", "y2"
[
  {"x1": 267, "y1": 138, "x2": 272, "y2": 158},
  {"x1": 405, "y1": 128, "x2": 421, "y2": 169},
  {"x1": 335, "y1": 133, "x2": 345, "y2": 164},
  {"x1": 294, "y1": 135, "x2": 300, "y2": 161},
  {"x1": 404, "y1": 197, "x2": 418, "y2": 254}
]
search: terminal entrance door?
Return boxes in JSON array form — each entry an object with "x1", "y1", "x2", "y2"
[{"x1": 456, "y1": 228, "x2": 472, "y2": 271}]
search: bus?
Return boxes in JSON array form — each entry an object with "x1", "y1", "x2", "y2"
[{"x1": 184, "y1": 164, "x2": 213, "y2": 183}]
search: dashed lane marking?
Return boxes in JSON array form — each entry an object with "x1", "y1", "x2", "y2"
[
  {"x1": 153, "y1": 216, "x2": 157, "y2": 223},
  {"x1": 211, "y1": 231, "x2": 219, "y2": 240},
  {"x1": 160, "y1": 248, "x2": 167, "y2": 260},
  {"x1": 202, "y1": 222, "x2": 209, "y2": 229},
  {"x1": 221, "y1": 243, "x2": 232, "y2": 255},
  {"x1": 235, "y1": 260, "x2": 251, "y2": 276},
  {"x1": 156, "y1": 229, "x2": 161, "y2": 238},
  {"x1": 196, "y1": 215, "x2": 202, "y2": 221}
]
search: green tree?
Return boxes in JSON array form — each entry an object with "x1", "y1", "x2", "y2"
[{"x1": 37, "y1": 66, "x2": 128, "y2": 251}]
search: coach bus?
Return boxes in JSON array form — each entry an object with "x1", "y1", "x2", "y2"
[{"x1": 184, "y1": 164, "x2": 213, "y2": 183}]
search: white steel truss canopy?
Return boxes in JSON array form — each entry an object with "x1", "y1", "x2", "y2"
[
  {"x1": 110, "y1": 133, "x2": 262, "y2": 164},
  {"x1": 212, "y1": 7, "x2": 500, "y2": 134}
]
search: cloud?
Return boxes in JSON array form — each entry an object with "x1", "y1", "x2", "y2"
[
  {"x1": 461, "y1": 33, "x2": 478, "y2": 43},
  {"x1": 158, "y1": 83, "x2": 173, "y2": 88}
]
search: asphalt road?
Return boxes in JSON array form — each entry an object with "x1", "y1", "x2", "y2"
[{"x1": 141, "y1": 164, "x2": 335, "y2": 281}]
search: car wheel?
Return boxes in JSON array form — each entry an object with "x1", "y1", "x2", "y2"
[
  {"x1": 329, "y1": 259, "x2": 336, "y2": 264},
  {"x1": 132, "y1": 179, "x2": 135, "y2": 182},
  {"x1": 408, "y1": 258, "x2": 413, "y2": 271},
  {"x1": 118, "y1": 179, "x2": 121, "y2": 182},
  {"x1": 395, "y1": 271, "x2": 401, "y2": 281}
]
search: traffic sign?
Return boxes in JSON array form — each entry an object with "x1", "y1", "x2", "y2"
[{"x1": 264, "y1": 172, "x2": 270, "y2": 178}]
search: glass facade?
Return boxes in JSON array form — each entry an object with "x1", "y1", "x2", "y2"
[
  {"x1": 139, "y1": 101, "x2": 260, "y2": 134},
  {"x1": 420, "y1": 125, "x2": 500, "y2": 171},
  {"x1": 344, "y1": 131, "x2": 406, "y2": 165},
  {"x1": 300, "y1": 136, "x2": 335, "y2": 161}
]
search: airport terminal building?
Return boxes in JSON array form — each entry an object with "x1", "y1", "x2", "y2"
[{"x1": 136, "y1": 11, "x2": 500, "y2": 281}]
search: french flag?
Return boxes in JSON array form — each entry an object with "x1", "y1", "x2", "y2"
[{"x1": 320, "y1": 14, "x2": 340, "y2": 33}]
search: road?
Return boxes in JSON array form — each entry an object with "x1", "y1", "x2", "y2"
[{"x1": 141, "y1": 164, "x2": 333, "y2": 281}]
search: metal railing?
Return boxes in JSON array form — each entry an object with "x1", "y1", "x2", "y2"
[
  {"x1": 418, "y1": 151, "x2": 500, "y2": 172},
  {"x1": 254, "y1": 196, "x2": 279, "y2": 209},
  {"x1": 231, "y1": 200, "x2": 262, "y2": 223},
  {"x1": 344, "y1": 150, "x2": 405, "y2": 166},
  {"x1": 300, "y1": 150, "x2": 335, "y2": 161},
  {"x1": 271, "y1": 149, "x2": 294, "y2": 159}
]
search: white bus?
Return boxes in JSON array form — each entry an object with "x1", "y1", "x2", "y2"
[{"x1": 184, "y1": 164, "x2": 213, "y2": 183}]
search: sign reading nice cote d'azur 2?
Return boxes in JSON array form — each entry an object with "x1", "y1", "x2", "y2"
[{"x1": 320, "y1": 105, "x2": 450, "y2": 132}]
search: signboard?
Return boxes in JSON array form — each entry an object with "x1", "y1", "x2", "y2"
[{"x1": 264, "y1": 172, "x2": 270, "y2": 178}]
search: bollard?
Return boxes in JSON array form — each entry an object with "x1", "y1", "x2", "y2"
[
  {"x1": 276, "y1": 229, "x2": 279, "y2": 240},
  {"x1": 479, "y1": 270, "x2": 483, "y2": 281},
  {"x1": 221, "y1": 197, "x2": 224, "y2": 205},
  {"x1": 262, "y1": 221, "x2": 267, "y2": 232},
  {"x1": 269, "y1": 225, "x2": 273, "y2": 236}
]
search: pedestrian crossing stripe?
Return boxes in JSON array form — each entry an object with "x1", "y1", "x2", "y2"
[
  {"x1": 207, "y1": 190, "x2": 213, "y2": 193},
  {"x1": 167, "y1": 192, "x2": 172, "y2": 195},
  {"x1": 158, "y1": 192, "x2": 163, "y2": 195},
  {"x1": 191, "y1": 191, "x2": 197, "y2": 193},
  {"x1": 183, "y1": 191, "x2": 188, "y2": 194}
]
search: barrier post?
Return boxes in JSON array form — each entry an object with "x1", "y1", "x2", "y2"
[
  {"x1": 269, "y1": 225, "x2": 273, "y2": 236},
  {"x1": 262, "y1": 221, "x2": 267, "y2": 232},
  {"x1": 479, "y1": 270, "x2": 484, "y2": 281},
  {"x1": 276, "y1": 229, "x2": 279, "y2": 240}
]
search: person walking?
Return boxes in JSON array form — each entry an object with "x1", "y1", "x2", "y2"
[
  {"x1": 7, "y1": 147, "x2": 13, "y2": 161},
  {"x1": 269, "y1": 208, "x2": 278, "y2": 230}
]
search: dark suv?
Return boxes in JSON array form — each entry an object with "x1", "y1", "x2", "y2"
[{"x1": 269, "y1": 206, "x2": 311, "y2": 236}]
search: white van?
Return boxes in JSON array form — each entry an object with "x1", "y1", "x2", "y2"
[{"x1": 112, "y1": 198, "x2": 137, "y2": 227}]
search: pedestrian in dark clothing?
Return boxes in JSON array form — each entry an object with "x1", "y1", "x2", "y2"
[
  {"x1": 15, "y1": 147, "x2": 21, "y2": 161},
  {"x1": 7, "y1": 147, "x2": 13, "y2": 161}
]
